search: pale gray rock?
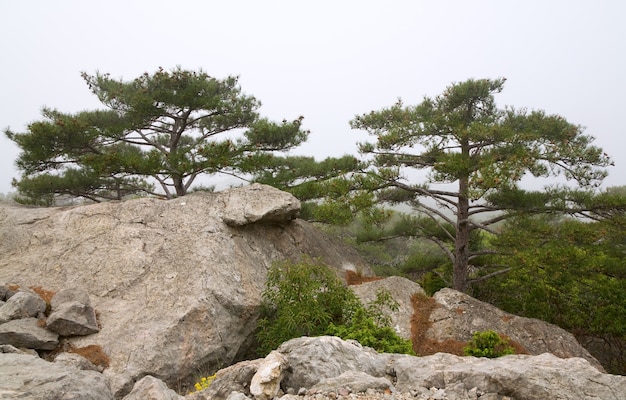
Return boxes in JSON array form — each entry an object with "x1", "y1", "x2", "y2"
[
  {"x1": 0, "y1": 289, "x2": 46, "y2": 324},
  {"x1": 0, "y1": 343, "x2": 38, "y2": 356},
  {"x1": 54, "y1": 351, "x2": 102, "y2": 372},
  {"x1": 0, "y1": 352, "x2": 113, "y2": 400},
  {"x1": 0, "y1": 185, "x2": 372, "y2": 397},
  {"x1": 310, "y1": 370, "x2": 394, "y2": 394},
  {"x1": 199, "y1": 336, "x2": 626, "y2": 400},
  {"x1": 47, "y1": 301, "x2": 100, "y2": 336},
  {"x1": 122, "y1": 375, "x2": 184, "y2": 400},
  {"x1": 50, "y1": 287, "x2": 92, "y2": 310},
  {"x1": 276, "y1": 336, "x2": 392, "y2": 392},
  {"x1": 392, "y1": 351, "x2": 626, "y2": 400},
  {"x1": 0, "y1": 317, "x2": 58, "y2": 350},
  {"x1": 250, "y1": 351, "x2": 287, "y2": 400},
  {"x1": 226, "y1": 392, "x2": 252, "y2": 400},
  {"x1": 186, "y1": 359, "x2": 262, "y2": 400},
  {"x1": 351, "y1": 276, "x2": 425, "y2": 340},
  {"x1": 221, "y1": 183, "x2": 300, "y2": 226},
  {"x1": 428, "y1": 288, "x2": 604, "y2": 371}
]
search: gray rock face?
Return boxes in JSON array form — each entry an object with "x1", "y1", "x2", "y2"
[
  {"x1": 0, "y1": 184, "x2": 372, "y2": 397},
  {"x1": 351, "y1": 276, "x2": 425, "y2": 340},
  {"x1": 53, "y1": 351, "x2": 102, "y2": 372},
  {"x1": 310, "y1": 370, "x2": 393, "y2": 394},
  {"x1": 50, "y1": 287, "x2": 92, "y2": 309},
  {"x1": 0, "y1": 352, "x2": 113, "y2": 400},
  {"x1": 427, "y1": 288, "x2": 603, "y2": 371},
  {"x1": 0, "y1": 317, "x2": 59, "y2": 350},
  {"x1": 0, "y1": 289, "x2": 46, "y2": 324}
]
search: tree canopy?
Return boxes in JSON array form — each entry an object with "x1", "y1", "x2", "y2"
[
  {"x1": 474, "y1": 209, "x2": 626, "y2": 373},
  {"x1": 350, "y1": 78, "x2": 613, "y2": 292},
  {"x1": 6, "y1": 67, "x2": 308, "y2": 204}
]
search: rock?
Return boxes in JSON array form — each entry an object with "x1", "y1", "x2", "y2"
[
  {"x1": 50, "y1": 287, "x2": 92, "y2": 309},
  {"x1": 122, "y1": 375, "x2": 183, "y2": 400},
  {"x1": 226, "y1": 392, "x2": 251, "y2": 400},
  {"x1": 54, "y1": 351, "x2": 102, "y2": 372},
  {"x1": 0, "y1": 289, "x2": 46, "y2": 324},
  {"x1": 0, "y1": 343, "x2": 38, "y2": 356},
  {"x1": 187, "y1": 359, "x2": 262, "y2": 400},
  {"x1": 426, "y1": 288, "x2": 604, "y2": 371},
  {"x1": 351, "y1": 276, "x2": 425, "y2": 340},
  {"x1": 0, "y1": 352, "x2": 113, "y2": 400},
  {"x1": 250, "y1": 351, "x2": 287, "y2": 400},
  {"x1": 196, "y1": 336, "x2": 626, "y2": 400},
  {"x1": 276, "y1": 336, "x2": 391, "y2": 392},
  {"x1": 0, "y1": 185, "x2": 372, "y2": 397},
  {"x1": 392, "y1": 351, "x2": 626, "y2": 400},
  {"x1": 310, "y1": 370, "x2": 394, "y2": 394},
  {"x1": 47, "y1": 288, "x2": 99, "y2": 336},
  {"x1": 0, "y1": 317, "x2": 58, "y2": 350},
  {"x1": 221, "y1": 183, "x2": 300, "y2": 226},
  {"x1": 0, "y1": 284, "x2": 9, "y2": 301}
]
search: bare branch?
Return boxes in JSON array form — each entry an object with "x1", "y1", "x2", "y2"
[
  {"x1": 428, "y1": 235, "x2": 455, "y2": 263},
  {"x1": 468, "y1": 267, "x2": 512, "y2": 285}
]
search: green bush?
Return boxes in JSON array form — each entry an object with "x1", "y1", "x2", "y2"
[
  {"x1": 256, "y1": 258, "x2": 414, "y2": 356},
  {"x1": 463, "y1": 330, "x2": 515, "y2": 358},
  {"x1": 326, "y1": 308, "x2": 414, "y2": 355}
]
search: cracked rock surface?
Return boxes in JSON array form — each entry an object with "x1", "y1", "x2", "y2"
[{"x1": 0, "y1": 185, "x2": 372, "y2": 397}]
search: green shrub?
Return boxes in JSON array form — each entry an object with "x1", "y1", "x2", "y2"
[
  {"x1": 256, "y1": 258, "x2": 414, "y2": 356},
  {"x1": 326, "y1": 308, "x2": 414, "y2": 355},
  {"x1": 421, "y1": 271, "x2": 448, "y2": 296},
  {"x1": 256, "y1": 258, "x2": 361, "y2": 355},
  {"x1": 463, "y1": 330, "x2": 515, "y2": 358}
]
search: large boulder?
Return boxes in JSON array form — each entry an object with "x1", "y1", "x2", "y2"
[
  {"x1": 351, "y1": 276, "x2": 602, "y2": 372},
  {"x1": 0, "y1": 184, "x2": 372, "y2": 397},
  {"x1": 221, "y1": 183, "x2": 300, "y2": 226},
  {"x1": 351, "y1": 275, "x2": 425, "y2": 340},
  {"x1": 0, "y1": 352, "x2": 113, "y2": 400},
  {"x1": 424, "y1": 288, "x2": 604, "y2": 371}
]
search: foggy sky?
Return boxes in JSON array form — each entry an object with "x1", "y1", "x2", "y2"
[{"x1": 1, "y1": 0, "x2": 624, "y2": 195}]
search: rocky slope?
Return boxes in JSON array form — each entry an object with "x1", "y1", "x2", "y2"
[
  {"x1": 194, "y1": 335, "x2": 626, "y2": 400},
  {"x1": 0, "y1": 184, "x2": 372, "y2": 396},
  {"x1": 0, "y1": 184, "x2": 623, "y2": 399}
]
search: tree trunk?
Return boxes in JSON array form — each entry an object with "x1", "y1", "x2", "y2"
[
  {"x1": 173, "y1": 175, "x2": 186, "y2": 197},
  {"x1": 453, "y1": 177, "x2": 471, "y2": 293}
]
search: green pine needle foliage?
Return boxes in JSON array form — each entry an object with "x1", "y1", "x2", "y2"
[{"x1": 463, "y1": 330, "x2": 515, "y2": 358}]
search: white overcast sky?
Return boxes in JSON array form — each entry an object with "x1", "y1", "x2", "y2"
[{"x1": 1, "y1": 0, "x2": 624, "y2": 194}]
